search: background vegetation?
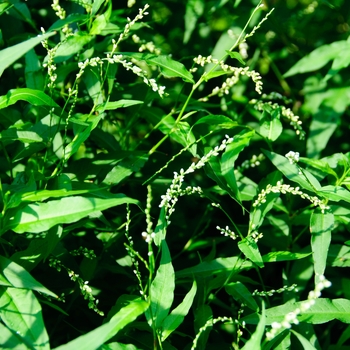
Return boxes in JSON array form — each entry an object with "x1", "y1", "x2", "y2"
[{"x1": 0, "y1": 0, "x2": 350, "y2": 349}]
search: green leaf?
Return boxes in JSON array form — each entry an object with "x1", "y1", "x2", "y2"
[
  {"x1": 64, "y1": 114, "x2": 103, "y2": 161},
  {"x1": 148, "y1": 240, "x2": 175, "y2": 330},
  {"x1": 250, "y1": 171, "x2": 282, "y2": 229},
  {"x1": 259, "y1": 109, "x2": 283, "y2": 141},
  {"x1": 25, "y1": 49, "x2": 44, "y2": 90},
  {"x1": 96, "y1": 100, "x2": 143, "y2": 113},
  {"x1": 176, "y1": 256, "x2": 253, "y2": 278},
  {"x1": 0, "y1": 32, "x2": 55, "y2": 76},
  {"x1": 193, "y1": 114, "x2": 239, "y2": 129},
  {"x1": 290, "y1": 330, "x2": 318, "y2": 350},
  {"x1": 263, "y1": 150, "x2": 321, "y2": 192},
  {"x1": 311, "y1": 210, "x2": 334, "y2": 284},
  {"x1": 0, "y1": 322, "x2": 29, "y2": 350},
  {"x1": 184, "y1": 0, "x2": 204, "y2": 44},
  {"x1": 226, "y1": 51, "x2": 246, "y2": 65},
  {"x1": 157, "y1": 115, "x2": 197, "y2": 156},
  {"x1": 83, "y1": 66, "x2": 104, "y2": 105},
  {"x1": 161, "y1": 280, "x2": 197, "y2": 341},
  {"x1": 53, "y1": 299, "x2": 148, "y2": 350},
  {"x1": 0, "y1": 255, "x2": 57, "y2": 298},
  {"x1": 0, "y1": 287, "x2": 50, "y2": 349},
  {"x1": 48, "y1": 14, "x2": 89, "y2": 31},
  {"x1": 238, "y1": 236, "x2": 264, "y2": 268},
  {"x1": 11, "y1": 225, "x2": 63, "y2": 271},
  {"x1": 221, "y1": 129, "x2": 255, "y2": 202},
  {"x1": 284, "y1": 40, "x2": 348, "y2": 78},
  {"x1": 327, "y1": 244, "x2": 350, "y2": 267},
  {"x1": 225, "y1": 281, "x2": 259, "y2": 311},
  {"x1": 4, "y1": 194, "x2": 139, "y2": 233},
  {"x1": 262, "y1": 251, "x2": 311, "y2": 263},
  {"x1": 0, "y1": 88, "x2": 59, "y2": 110},
  {"x1": 53, "y1": 32, "x2": 93, "y2": 63},
  {"x1": 306, "y1": 108, "x2": 340, "y2": 158},
  {"x1": 318, "y1": 185, "x2": 350, "y2": 203},
  {"x1": 241, "y1": 303, "x2": 265, "y2": 350},
  {"x1": 0, "y1": 129, "x2": 43, "y2": 143},
  {"x1": 102, "y1": 153, "x2": 148, "y2": 186},
  {"x1": 243, "y1": 298, "x2": 350, "y2": 325},
  {"x1": 122, "y1": 53, "x2": 194, "y2": 83}
]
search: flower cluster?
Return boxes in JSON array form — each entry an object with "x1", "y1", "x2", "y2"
[
  {"x1": 52, "y1": 0, "x2": 66, "y2": 20},
  {"x1": 159, "y1": 135, "x2": 234, "y2": 221},
  {"x1": 141, "y1": 231, "x2": 156, "y2": 243},
  {"x1": 192, "y1": 316, "x2": 234, "y2": 350},
  {"x1": 41, "y1": 28, "x2": 58, "y2": 89},
  {"x1": 192, "y1": 55, "x2": 263, "y2": 98},
  {"x1": 250, "y1": 230, "x2": 263, "y2": 242},
  {"x1": 49, "y1": 257, "x2": 104, "y2": 315},
  {"x1": 114, "y1": 4, "x2": 150, "y2": 48},
  {"x1": 227, "y1": 29, "x2": 249, "y2": 59},
  {"x1": 216, "y1": 225, "x2": 237, "y2": 240},
  {"x1": 253, "y1": 181, "x2": 330, "y2": 213},
  {"x1": 253, "y1": 284, "x2": 298, "y2": 297},
  {"x1": 285, "y1": 151, "x2": 300, "y2": 165},
  {"x1": 76, "y1": 57, "x2": 103, "y2": 79},
  {"x1": 266, "y1": 276, "x2": 331, "y2": 341},
  {"x1": 128, "y1": 0, "x2": 136, "y2": 7},
  {"x1": 132, "y1": 34, "x2": 161, "y2": 55},
  {"x1": 237, "y1": 153, "x2": 265, "y2": 172},
  {"x1": 250, "y1": 100, "x2": 306, "y2": 140},
  {"x1": 106, "y1": 54, "x2": 165, "y2": 97},
  {"x1": 70, "y1": 246, "x2": 96, "y2": 259}
]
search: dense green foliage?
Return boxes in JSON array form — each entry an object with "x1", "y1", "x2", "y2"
[{"x1": 1, "y1": 0, "x2": 350, "y2": 349}]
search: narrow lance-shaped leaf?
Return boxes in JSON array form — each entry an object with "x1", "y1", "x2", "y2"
[
  {"x1": 0, "y1": 32, "x2": 55, "y2": 76},
  {"x1": 310, "y1": 210, "x2": 334, "y2": 285},
  {"x1": 161, "y1": 280, "x2": 197, "y2": 341},
  {"x1": 221, "y1": 129, "x2": 255, "y2": 203},
  {"x1": 176, "y1": 256, "x2": 254, "y2": 278},
  {"x1": 0, "y1": 88, "x2": 59, "y2": 110},
  {"x1": 225, "y1": 281, "x2": 259, "y2": 311},
  {"x1": 147, "y1": 240, "x2": 175, "y2": 330},
  {"x1": 53, "y1": 299, "x2": 148, "y2": 350},
  {"x1": 238, "y1": 236, "x2": 264, "y2": 268},
  {"x1": 263, "y1": 149, "x2": 321, "y2": 192},
  {"x1": 120, "y1": 52, "x2": 195, "y2": 83},
  {"x1": 4, "y1": 194, "x2": 139, "y2": 234},
  {"x1": 241, "y1": 303, "x2": 265, "y2": 350},
  {"x1": 242, "y1": 298, "x2": 350, "y2": 325},
  {"x1": 0, "y1": 255, "x2": 57, "y2": 298}
]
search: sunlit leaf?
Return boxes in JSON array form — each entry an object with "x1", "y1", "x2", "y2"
[
  {"x1": 0, "y1": 32, "x2": 55, "y2": 76},
  {"x1": 54, "y1": 299, "x2": 148, "y2": 350},
  {"x1": 147, "y1": 240, "x2": 175, "y2": 330},
  {"x1": 0, "y1": 287, "x2": 50, "y2": 349},
  {"x1": 4, "y1": 195, "x2": 139, "y2": 233},
  {"x1": 0, "y1": 256, "x2": 57, "y2": 297}
]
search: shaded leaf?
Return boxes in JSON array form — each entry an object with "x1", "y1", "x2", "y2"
[
  {"x1": 161, "y1": 281, "x2": 197, "y2": 341},
  {"x1": 0, "y1": 256, "x2": 57, "y2": 298},
  {"x1": 225, "y1": 282, "x2": 259, "y2": 311},
  {"x1": 176, "y1": 256, "x2": 253, "y2": 278}
]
